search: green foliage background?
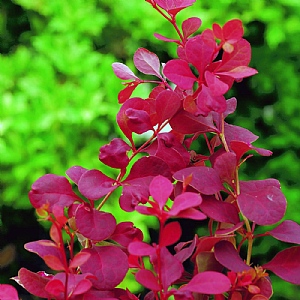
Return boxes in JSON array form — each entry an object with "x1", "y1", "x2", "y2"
[{"x1": 0, "y1": 0, "x2": 299, "y2": 299}]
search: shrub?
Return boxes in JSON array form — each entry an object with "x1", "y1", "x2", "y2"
[{"x1": 2, "y1": 0, "x2": 300, "y2": 299}]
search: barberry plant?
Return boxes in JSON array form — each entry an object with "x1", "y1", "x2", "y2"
[{"x1": 2, "y1": 0, "x2": 300, "y2": 299}]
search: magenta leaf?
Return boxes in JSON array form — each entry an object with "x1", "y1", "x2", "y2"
[
  {"x1": 125, "y1": 108, "x2": 153, "y2": 134},
  {"x1": 135, "y1": 269, "x2": 160, "y2": 291},
  {"x1": 16, "y1": 268, "x2": 51, "y2": 298},
  {"x1": 173, "y1": 166, "x2": 223, "y2": 195},
  {"x1": 197, "y1": 85, "x2": 227, "y2": 115},
  {"x1": 268, "y1": 220, "x2": 300, "y2": 244},
  {"x1": 149, "y1": 175, "x2": 173, "y2": 210},
  {"x1": 160, "y1": 221, "x2": 182, "y2": 246},
  {"x1": 117, "y1": 97, "x2": 152, "y2": 144},
  {"x1": 75, "y1": 206, "x2": 116, "y2": 241},
  {"x1": 169, "y1": 192, "x2": 202, "y2": 215},
  {"x1": 80, "y1": 245, "x2": 128, "y2": 290},
  {"x1": 155, "y1": 0, "x2": 196, "y2": 15},
  {"x1": 126, "y1": 155, "x2": 172, "y2": 181},
  {"x1": 200, "y1": 195, "x2": 240, "y2": 224},
  {"x1": 155, "y1": 90, "x2": 181, "y2": 124},
  {"x1": 66, "y1": 165, "x2": 88, "y2": 185},
  {"x1": 118, "y1": 81, "x2": 139, "y2": 104},
  {"x1": 99, "y1": 138, "x2": 131, "y2": 169},
  {"x1": 181, "y1": 271, "x2": 231, "y2": 294},
  {"x1": 112, "y1": 62, "x2": 139, "y2": 80},
  {"x1": 205, "y1": 71, "x2": 229, "y2": 96},
  {"x1": 78, "y1": 169, "x2": 118, "y2": 200},
  {"x1": 211, "y1": 151, "x2": 237, "y2": 187},
  {"x1": 185, "y1": 35, "x2": 215, "y2": 75},
  {"x1": 222, "y1": 19, "x2": 244, "y2": 42},
  {"x1": 182, "y1": 17, "x2": 202, "y2": 39},
  {"x1": 24, "y1": 240, "x2": 65, "y2": 271},
  {"x1": 154, "y1": 32, "x2": 180, "y2": 43},
  {"x1": 0, "y1": 284, "x2": 19, "y2": 300},
  {"x1": 164, "y1": 59, "x2": 197, "y2": 90},
  {"x1": 120, "y1": 177, "x2": 152, "y2": 212},
  {"x1": 176, "y1": 207, "x2": 207, "y2": 220},
  {"x1": 263, "y1": 246, "x2": 300, "y2": 285},
  {"x1": 128, "y1": 241, "x2": 156, "y2": 256},
  {"x1": 159, "y1": 246, "x2": 184, "y2": 290},
  {"x1": 145, "y1": 132, "x2": 190, "y2": 173},
  {"x1": 214, "y1": 240, "x2": 251, "y2": 272},
  {"x1": 238, "y1": 184, "x2": 286, "y2": 225},
  {"x1": 110, "y1": 221, "x2": 143, "y2": 247},
  {"x1": 47, "y1": 273, "x2": 94, "y2": 297},
  {"x1": 216, "y1": 66, "x2": 258, "y2": 79},
  {"x1": 45, "y1": 278, "x2": 64, "y2": 297},
  {"x1": 170, "y1": 109, "x2": 218, "y2": 134},
  {"x1": 28, "y1": 174, "x2": 80, "y2": 210},
  {"x1": 69, "y1": 251, "x2": 91, "y2": 269},
  {"x1": 224, "y1": 122, "x2": 259, "y2": 146},
  {"x1": 133, "y1": 48, "x2": 161, "y2": 77}
]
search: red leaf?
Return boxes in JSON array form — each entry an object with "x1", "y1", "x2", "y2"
[
  {"x1": 182, "y1": 17, "x2": 202, "y2": 38},
  {"x1": 125, "y1": 108, "x2": 153, "y2": 134},
  {"x1": 222, "y1": 19, "x2": 244, "y2": 43},
  {"x1": 133, "y1": 48, "x2": 161, "y2": 77},
  {"x1": 160, "y1": 221, "x2": 182, "y2": 246},
  {"x1": 238, "y1": 185, "x2": 286, "y2": 225},
  {"x1": 0, "y1": 284, "x2": 19, "y2": 300},
  {"x1": 69, "y1": 251, "x2": 91, "y2": 269},
  {"x1": 268, "y1": 220, "x2": 300, "y2": 244},
  {"x1": 197, "y1": 85, "x2": 227, "y2": 115},
  {"x1": 200, "y1": 195, "x2": 240, "y2": 224},
  {"x1": 217, "y1": 39, "x2": 252, "y2": 72},
  {"x1": 146, "y1": 132, "x2": 191, "y2": 173},
  {"x1": 212, "y1": 151, "x2": 237, "y2": 187},
  {"x1": 224, "y1": 123, "x2": 258, "y2": 145},
  {"x1": 120, "y1": 177, "x2": 152, "y2": 212},
  {"x1": 110, "y1": 221, "x2": 143, "y2": 247},
  {"x1": 181, "y1": 271, "x2": 231, "y2": 294},
  {"x1": 159, "y1": 247, "x2": 184, "y2": 290},
  {"x1": 117, "y1": 97, "x2": 152, "y2": 144},
  {"x1": 170, "y1": 192, "x2": 202, "y2": 215},
  {"x1": 164, "y1": 59, "x2": 197, "y2": 90},
  {"x1": 176, "y1": 207, "x2": 207, "y2": 220},
  {"x1": 112, "y1": 62, "x2": 139, "y2": 80},
  {"x1": 81, "y1": 246, "x2": 128, "y2": 290},
  {"x1": 29, "y1": 174, "x2": 80, "y2": 210},
  {"x1": 214, "y1": 240, "x2": 251, "y2": 272},
  {"x1": 99, "y1": 138, "x2": 131, "y2": 169},
  {"x1": 78, "y1": 169, "x2": 117, "y2": 200},
  {"x1": 154, "y1": 32, "x2": 180, "y2": 43},
  {"x1": 216, "y1": 66, "x2": 257, "y2": 79},
  {"x1": 263, "y1": 246, "x2": 300, "y2": 284},
  {"x1": 25, "y1": 240, "x2": 65, "y2": 271},
  {"x1": 205, "y1": 71, "x2": 229, "y2": 96},
  {"x1": 75, "y1": 206, "x2": 116, "y2": 241},
  {"x1": 185, "y1": 35, "x2": 215, "y2": 75},
  {"x1": 66, "y1": 166, "x2": 88, "y2": 185},
  {"x1": 135, "y1": 269, "x2": 160, "y2": 291},
  {"x1": 45, "y1": 279, "x2": 64, "y2": 297},
  {"x1": 16, "y1": 268, "x2": 51, "y2": 298},
  {"x1": 126, "y1": 156, "x2": 172, "y2": 182},
  {"x1": 155, "y1": 90, "x2": 181, "y2": 124},
  {"x1": 155, "y1": 0, "x2": 196, "y2": 15},
  {"x1": 118, "y1": 81, "x2": 139, "y2": 104},
  {"x1": 149, "y1": 175, "x2": 173, "y2": 210},
  {"x1": 128, "y1": 241, "x2": 156, "y2": 256},
  {"x1": 173, "y1": 166, "x2": 223, "y2": 195},
  {"x1": 170, "y1": 109, "x2": 218, "y2": 134}
]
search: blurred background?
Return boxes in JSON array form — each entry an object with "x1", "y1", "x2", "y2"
[{"x1": 0, "y1": 0, "x2": 299, "y2": 299}]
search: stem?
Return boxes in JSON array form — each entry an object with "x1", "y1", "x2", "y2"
[{"x1": 220, "y1": 114, "x2": 230, "y2": 152}]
